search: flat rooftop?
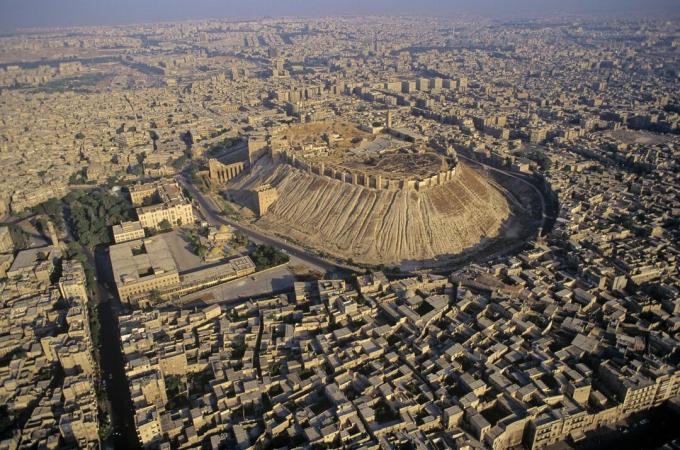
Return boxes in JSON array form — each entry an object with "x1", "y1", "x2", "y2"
[
  {"x1": 8, "y1": 245, "x2": 56, "y2": 274},
  {"x1": 112, "y1": 220, "x2": 143, "y2": 234},
  {"x1": 110, "y1": 236, "x2": 178, "y2": 285}
]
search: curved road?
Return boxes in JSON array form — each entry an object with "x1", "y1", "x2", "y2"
[
  {"x1": 178, "y1": 174, "x2": 352, "y2": 277},
  {"x1": 180, "y1": 157, "x2": 556, "y2": 278},
  {"x1": 458, "y1": 155, "x2": 552, "y2": 233}
]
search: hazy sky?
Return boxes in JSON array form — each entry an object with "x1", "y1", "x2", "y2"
[{"x1": 1, "y1": 0, "x2": 679, "y2": 31}]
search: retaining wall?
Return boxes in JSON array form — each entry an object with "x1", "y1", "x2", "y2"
[{"x1": 275, "y1": 149, "x2": 457, "y2": 192}]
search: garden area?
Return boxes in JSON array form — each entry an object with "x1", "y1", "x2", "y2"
[
  {"x1": 63, "y1": 188, "x2": 134, "y2": 248},
  {"x1": 249, "y1": 244, "x2": 290, "y2": 271}
]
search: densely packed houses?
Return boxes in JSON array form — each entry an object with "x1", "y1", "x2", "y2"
[{"x1": 0, "y1": 13, "x2": 678, "y2": 450}]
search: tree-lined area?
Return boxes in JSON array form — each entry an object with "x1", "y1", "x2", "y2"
[
  {"x1": 30, "y1": 197, "x2": 65, "y2": 229},
  {"x1": 250, "y1": 244, "x2": 290, "y2": 271},
  {"x1": 64, "y1": 189, "x2": 134, "y2": 248}
]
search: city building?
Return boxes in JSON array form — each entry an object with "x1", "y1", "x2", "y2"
[{"x1": 112, "y1": 220, "x2": 146, "y2": 243}]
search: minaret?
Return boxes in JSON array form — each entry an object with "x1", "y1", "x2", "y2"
[
  {"x1": 45, "y1": 217, "x2": 61, "y2": 249},
  {"x1": 386, "y1": 109, "x2": 393, "y2": 129}
]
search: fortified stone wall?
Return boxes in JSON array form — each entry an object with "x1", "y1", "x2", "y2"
[
  {"x1": 275, "y1": 149, "x2": 457, "y2": 192},
  {"x1": 209, "y1": 159, "x2": 246, "y2": 184}
]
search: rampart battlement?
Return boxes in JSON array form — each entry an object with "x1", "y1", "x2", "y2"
[{"x1": 275, "y1": 149, "x2": 457, "y2": 192}]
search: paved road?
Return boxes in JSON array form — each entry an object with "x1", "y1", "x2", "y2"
[
  {"x1": 178, "y1": 174, "x2": 352, "y2": 278},
  {"x1": 90, "y1": 247, "x2": 141, "y2": 449},
  {"x1": 458, "y1": 155, "x2": 551, "y2": 232},
  {"x1": 58, "y1": 196, "x2": 140, "y2": 448},
  {"x1": 179, "y1": 162, "x2": 554, "y2": 278}
]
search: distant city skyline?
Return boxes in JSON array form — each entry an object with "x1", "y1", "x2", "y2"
[
  {"x1": 1, "y1": 0, "x2": 680, "y2": 31},
  {"x1": 0, "y1": 1, "x2": 679, "y2": 446}
]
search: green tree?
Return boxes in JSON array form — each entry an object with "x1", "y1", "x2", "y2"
[
  {"x1": 98, "y1": 419, "x2": 112, "y2": 441},
  {"x1": 68, "y1": 170, "x2": 86, "y2": 185},
  {"x1": 232, "y1": 231, "x2": 249, "y2": 247},
  {"x1": 65, "y1": 188, "x2": 133, "y2": 248},
  {"x1": 158, "y1": 219, "x2": 172, "y2": 231},
  {"x1": 250, "y1": 244, "x2": 290, "y2": 271},
  {"x1": 31, "y1": 197, "x2": 65, "y2": 229},
  {"x1": 149, "y1": 289, "x2": 162, "y2": 303}
]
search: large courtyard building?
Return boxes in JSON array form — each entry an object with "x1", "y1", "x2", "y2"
[
  {"x1": 109, "y1": 233, "x2": 256, "y2": 305},
  {"x1": 110, "y1": 236, "x2": 181, "y2": 302},
  {"x1": 137, "y1": 201, "x2": 194, "y2": 230},
  {"x1": 129, "y1": 180, "x2": 195, "y2": 230}
]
